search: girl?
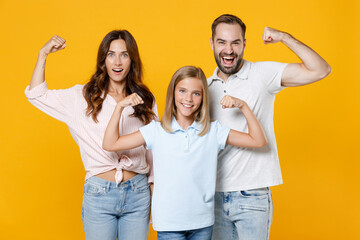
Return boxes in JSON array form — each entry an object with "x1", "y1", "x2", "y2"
[
  {"x1": 102, "y1": 66, "x2": 267, "y2": 240},
  {"x1": 25, "y1": 30, "x2": 157, "y2": 240}
]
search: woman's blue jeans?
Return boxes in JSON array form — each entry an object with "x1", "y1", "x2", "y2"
[{"x1": 82, "y1": 174, "x2": 150, "y2": 240}]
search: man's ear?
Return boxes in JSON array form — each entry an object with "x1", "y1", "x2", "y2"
[{"x1": 210, "y1": 38, "x2": 214, "y2": 50}]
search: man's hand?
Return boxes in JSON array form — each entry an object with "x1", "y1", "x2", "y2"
[{"x1": 262, "y1": 27, "x2": 288, "y2": 44}]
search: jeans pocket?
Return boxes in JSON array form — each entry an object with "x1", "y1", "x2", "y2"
[
  {"x1": 237, "y1": 188, "x2": 269, "y2": 212},
  {"x1": 239, "y1": 204, "x2": 267, "y2": 212},
  {"x1": 239, "y1": 188, "x2": 269, "y2": 198},
  {"x1": 84, "y1": 181, "x2": 107, "y2": 196},
  {"x1": 134, "y1": 183, "x2": 149, "y2": 193}
]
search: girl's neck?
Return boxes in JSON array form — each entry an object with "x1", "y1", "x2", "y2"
[{"x1": 175, "y1": 114, "x2": 195, "y2": 130}]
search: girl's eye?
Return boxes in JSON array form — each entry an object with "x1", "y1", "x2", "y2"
[
  {"x1": 179, "y1": 89, "x2": 185, "y2": 93},
  {"x1": 194, "y1": 92, "x2": 201, "y2": 96}
]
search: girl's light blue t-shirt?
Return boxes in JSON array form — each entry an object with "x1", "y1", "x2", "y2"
[{"x1": 139, "y1": 119, "x2": 230, "y2": 231}]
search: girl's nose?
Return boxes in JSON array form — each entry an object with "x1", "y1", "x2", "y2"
[{"x1": 185, "y1": 93, "x2": 192, "y2": 102}]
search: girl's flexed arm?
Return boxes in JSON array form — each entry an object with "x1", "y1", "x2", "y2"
[
  {"x1": 221, "y1": 95, "x2": 268, "y2": 148},
  {"x1": 30, "y1": 35, "x2": 66, "y2": 90},
  {"x1": 103, "y1": 93, "x2": 146, "y2": 151}
]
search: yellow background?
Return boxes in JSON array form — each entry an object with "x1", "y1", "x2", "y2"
[{"x1": 1, "y1": 0, "x2": 359, "y2": 239}]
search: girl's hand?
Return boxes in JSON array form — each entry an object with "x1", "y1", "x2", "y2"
[
  {"x1": 39, "y1": 35, "x2": 66, "y2": 56},
  {"x1": 220, "y1": 95, "x2": 246, "y2": 109},
  {"x1": 118, "y1": 93, "x2": 144, "y2": 108}
]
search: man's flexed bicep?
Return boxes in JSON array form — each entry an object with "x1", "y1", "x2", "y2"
[{"x1": 263, "y1": 26, "x2": 332, "y2": 87}]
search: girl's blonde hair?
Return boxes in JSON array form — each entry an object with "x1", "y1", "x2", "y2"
[{"x1": 161, "y1": 66, "x2": 210, "y2": 136}]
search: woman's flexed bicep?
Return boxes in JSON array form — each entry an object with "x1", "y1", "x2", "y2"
[{"x1": 30, "y1": 35, "x2": 66, "y2": 90}]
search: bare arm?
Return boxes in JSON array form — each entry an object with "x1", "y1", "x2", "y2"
[
  {"x1": 262, "y1": 27, "x2": 331, "y2": 87},
  {"x1": 29, "y1": 35, "x2": 66, "y2": 90},
  {"x1": 221, "y1": 96, "x2": 267, "y2": 148},
  {"x1": 102, "y1": 93, "x2": 146, "y2": 151}
]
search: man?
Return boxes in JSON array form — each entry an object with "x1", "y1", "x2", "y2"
[{"x1": 208, "y1": 14, "x2": 331, "y2": 240}]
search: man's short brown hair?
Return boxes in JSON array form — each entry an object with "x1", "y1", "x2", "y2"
[{"x1": 212, "y1": 14, "x2": 246, "y2": 39}]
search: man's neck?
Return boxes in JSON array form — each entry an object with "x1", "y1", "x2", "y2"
[{"x1": 217, "y1": 60, "x2": 244, "y2": 82}]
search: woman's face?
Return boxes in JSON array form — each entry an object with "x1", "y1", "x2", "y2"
[{"x1": 105, "y1": 39, "x2": 131, "y2": 83}]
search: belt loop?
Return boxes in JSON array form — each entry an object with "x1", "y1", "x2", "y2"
[{"x1": 107, "y1": 181, "x2": 111, "y2": 192}]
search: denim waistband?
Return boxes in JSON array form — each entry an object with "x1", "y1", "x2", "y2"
[{"x1": 86, "y1": 174, "x2": 147, "y2": 189}]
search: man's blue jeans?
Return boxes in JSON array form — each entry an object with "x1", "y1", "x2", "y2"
[
  {"x1": 212, "y1": 188, "x2": 272, "y2": 240},
  {"x1": 82, "y1": 174, "x2": 150, "y2": 240}
]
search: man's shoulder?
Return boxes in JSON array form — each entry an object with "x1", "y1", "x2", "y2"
[{"x1": 250, "y1": 60, "x2": 286, "y2": 71}]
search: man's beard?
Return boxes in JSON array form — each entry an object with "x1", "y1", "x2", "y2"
[{"x1": 214, "y1": 52, "x2": 243, "y2": 75}]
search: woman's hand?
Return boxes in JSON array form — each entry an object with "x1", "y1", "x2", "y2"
[
  {"x1": 39, "y1": 35, "x2": 66, "y2": 56},
  {"x1": 220, "y1": 95, "x2": 246, "y2": 109},
  {"x1": 117, "y1": 93, "x2": 144, "y2": 108}
]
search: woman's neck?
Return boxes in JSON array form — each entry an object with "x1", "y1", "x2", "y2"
[{"x1": 108, "y1": 81, "x2": 126, "y2": 99}]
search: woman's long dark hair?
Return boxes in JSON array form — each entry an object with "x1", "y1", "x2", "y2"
[{"x1": 83, "y1": 30, "x2": 156, "y2": 124}]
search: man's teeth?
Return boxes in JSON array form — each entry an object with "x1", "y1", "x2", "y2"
[
  {"x1": 113, "y1": 69, "x2": 123, "y2": 72},
  {"x1": 223, "y1": 57, "x2": 234, "y2": 60}
]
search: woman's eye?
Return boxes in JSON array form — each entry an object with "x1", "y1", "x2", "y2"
[
  {"x1": 108, "y1": 53, "x2": 114, "y2": 57},
  {"x1": 194, "y1": 92, "x2": 201, "y2": 96},
  {"x1": 122, "y1": 53, "x2": 129, "y2": 58},
  {"x1": 179, "y1": 89, "x2": 185, "y2": 93}
]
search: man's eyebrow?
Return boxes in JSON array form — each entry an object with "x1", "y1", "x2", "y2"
[{"x1": 216, "y1": 38, "x2": 242, "y2": 42}]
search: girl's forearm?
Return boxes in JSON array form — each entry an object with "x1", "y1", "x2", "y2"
[{"x1": 241, "y1": 104, "x2": 267, "y2": 146}]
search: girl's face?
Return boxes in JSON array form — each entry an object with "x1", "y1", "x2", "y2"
[
  {"x1": 174, "y1": 77, "x2": 203, "y2": 121},
  {"x1": 105, "y1": 39, "x2": 131, "y2": 84}
]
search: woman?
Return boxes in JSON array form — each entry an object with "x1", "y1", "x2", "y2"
[{"x1": 25, "y1": 30, "x2": 157, "y2": 240}]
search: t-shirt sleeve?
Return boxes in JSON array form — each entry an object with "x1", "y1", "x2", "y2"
[
  {"x1": 215, "y1": 121, "x2": 231, "y2": 150},
  {"x1": 139, "y1": 120, "x2": 156, "y2": 150},
  {"x1": 25, "y1": 81, "x2": 78, "y2": 124},
  {"x1": 256, "y1": 61, "x2": 288, "y2": 95}
]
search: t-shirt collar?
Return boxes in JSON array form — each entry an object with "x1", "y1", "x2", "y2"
[{"x1": 171, "y1": 117, "x2": 202, "y2": 132}]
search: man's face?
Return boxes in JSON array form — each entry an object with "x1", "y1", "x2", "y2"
[{"x1": 211, "y1": 23, "x2": 246, "y2": 75}]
